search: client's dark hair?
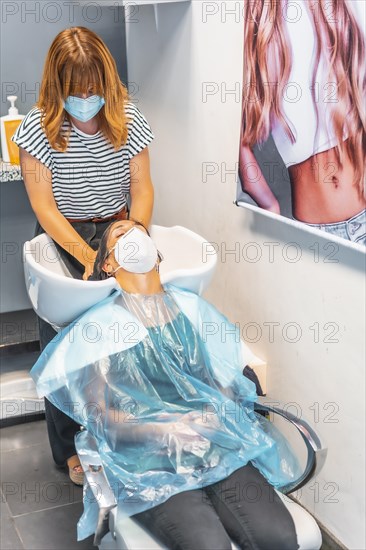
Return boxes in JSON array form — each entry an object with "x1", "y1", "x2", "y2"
[{"x1": 88, "y1": 219, "x2": 150, "y2": 281}]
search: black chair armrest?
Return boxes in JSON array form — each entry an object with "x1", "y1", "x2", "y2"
[{"x1": 254, "y1": 396, "x2": 327, "y2": 494}]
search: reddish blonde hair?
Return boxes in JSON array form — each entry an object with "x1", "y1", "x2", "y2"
[
  {"x1": 37, "y1": 26, "x2": 129, "y2": 151},
  {"x1": 242, "y1": 0, "x2": 366, "y2": 196}
]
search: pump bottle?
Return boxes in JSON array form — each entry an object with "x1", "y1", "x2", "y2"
[{"x1": 0, "y1": 96, "x2": 25, "y2": 164}]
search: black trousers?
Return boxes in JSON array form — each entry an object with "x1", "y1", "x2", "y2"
[
  {"x1": 35, "y1": 220, "x2": 114, "y2": 466},
  {"x1": 132, "y1": 463, "x2": 299, "y2": 550}
]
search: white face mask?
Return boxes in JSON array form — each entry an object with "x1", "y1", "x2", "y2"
[{"x1": 110, "y1": 227, "x2": 158, "y2": 274}]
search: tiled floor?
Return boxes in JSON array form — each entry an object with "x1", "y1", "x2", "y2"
[
  {"x1": 0, "y1": 419, "x2": 96, "y2": 550},
  {"x1": 1, "y1": 314, "x2": 96, "y2": 549}
]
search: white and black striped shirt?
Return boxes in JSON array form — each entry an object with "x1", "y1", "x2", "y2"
[{"x1": 11, "y1": 102, "x2": 154, "y2": 219}]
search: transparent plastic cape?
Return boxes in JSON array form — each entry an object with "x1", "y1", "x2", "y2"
[{"x1": 30, "y1": 284, "x2": 301, "y2": 540}]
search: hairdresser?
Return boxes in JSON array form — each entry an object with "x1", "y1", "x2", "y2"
[{"x1": 12, "y1": 26, "x2": 154, "y2": 485}]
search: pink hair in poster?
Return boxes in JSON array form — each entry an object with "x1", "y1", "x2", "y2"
[{"x1": 238, "y1": 0, "x2": 366, "y2": 245}]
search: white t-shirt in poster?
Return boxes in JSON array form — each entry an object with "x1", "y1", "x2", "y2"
[{"x1": 268, "y1": 0, "x2": 366, "y2": 166}]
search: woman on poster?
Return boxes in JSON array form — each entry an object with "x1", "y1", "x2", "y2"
[{"x1": 239, "y1": 0, "x2": 366, "y2": 245}]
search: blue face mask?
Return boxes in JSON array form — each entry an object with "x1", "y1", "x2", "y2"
[{"x1": 63, "y1": 95, "x2": 105, "y2": 122}]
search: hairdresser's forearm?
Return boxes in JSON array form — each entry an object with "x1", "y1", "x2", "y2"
[
  {"x1": 35, "y1": 208, "x2": 95, "y2": 266},
  {"x1": 129, "y1": 147, "x2": 154, "y2": 228},
  {"x1": 129, "y1": 184, "x2": 154, "y2": 229}
]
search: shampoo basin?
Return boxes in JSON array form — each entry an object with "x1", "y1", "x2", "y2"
[{"x1": 23, "y1": 225, "x2": 217, "y2": 328}]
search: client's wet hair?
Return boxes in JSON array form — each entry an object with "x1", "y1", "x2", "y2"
[{"x1": 89, "y1": 219, "x2": 153, "y2": 281}]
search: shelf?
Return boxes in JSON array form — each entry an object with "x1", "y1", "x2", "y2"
[
  {"x1": 123, "y1": 0, "x2": 190, "y2": 4},
  {"x1": 1, "y1": 161, "x2": 22, "y2": 183}
]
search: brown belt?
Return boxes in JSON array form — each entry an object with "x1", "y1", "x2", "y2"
[{"x1": 66, "y1": 206, "x2": 129, "y2": 224}]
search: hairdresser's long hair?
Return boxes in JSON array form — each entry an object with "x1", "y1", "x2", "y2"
[
  {"x1": 37, "y1": 26, "x2": 129, "y2": 152},
  {"x1": 242, "y1": 0, "x2": 366, "y2": 196},
  {"x1": 89, "y1": 225, "x2": 114, "y2": 281}
]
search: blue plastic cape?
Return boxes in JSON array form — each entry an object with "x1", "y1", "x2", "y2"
[{"x1": 31, "y1": 285, "x2": 300, "y2": 540}]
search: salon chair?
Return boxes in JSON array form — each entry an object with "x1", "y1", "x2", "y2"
[
  {"x1": 76, "y1": 396, "x2": 326, "y2": 550},
  {"x1": 24, "y1": 225, "x2": 326, "y2": 550}
]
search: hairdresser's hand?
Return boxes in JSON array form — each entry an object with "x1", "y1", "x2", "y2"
[{"x1": 82, "y1": 249, "x2": 98, "y2": 280}]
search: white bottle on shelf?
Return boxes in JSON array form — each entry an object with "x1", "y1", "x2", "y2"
[{"x1": 0, "y1": 96, "x2": 25, "y2": 164}]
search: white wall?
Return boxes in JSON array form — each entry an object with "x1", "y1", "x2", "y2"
[{"x1": 126, "y1": 2, "x2": 366, "y2": 548}]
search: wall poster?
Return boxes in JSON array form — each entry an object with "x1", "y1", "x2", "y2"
[{"x1": 237, "y1": 0, "x2": 366, "y2": 247}]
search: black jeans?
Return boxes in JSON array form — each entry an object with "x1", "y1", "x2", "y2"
[
  {"x1": 35, "y1": 220, "x2": 114, "y2": 466},
  {"x1": 132, "y1": 464, "x2": 299, "y2": 550}
]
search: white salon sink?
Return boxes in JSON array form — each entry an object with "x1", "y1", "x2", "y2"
[{"x1": 23, "y1": 225, "x2": 217, "y2": 329}]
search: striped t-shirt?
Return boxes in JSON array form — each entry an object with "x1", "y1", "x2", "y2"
[{"x1": 11, "y1": 102, "x2": 154, "y2": 219}]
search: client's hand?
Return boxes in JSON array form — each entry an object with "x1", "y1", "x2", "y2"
[{"x1": 156, "y1": 411, "x2": 221, "y2": 431}]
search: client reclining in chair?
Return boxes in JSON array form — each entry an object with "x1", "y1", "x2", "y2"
[{"x1": 31, "y1": 220, "x2": 321, "y2": 550}]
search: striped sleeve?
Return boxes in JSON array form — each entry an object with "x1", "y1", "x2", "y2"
[
  {"x1": 11, "y1": 108, "x2": 53, "y2": 170},
  {"x1": 126, "y1": 103, "x2": 154, "y2": 160}
]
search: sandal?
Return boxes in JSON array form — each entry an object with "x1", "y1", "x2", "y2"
[{"x1": 67, "y1": 455, "x2": 84, "y2": 486}]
